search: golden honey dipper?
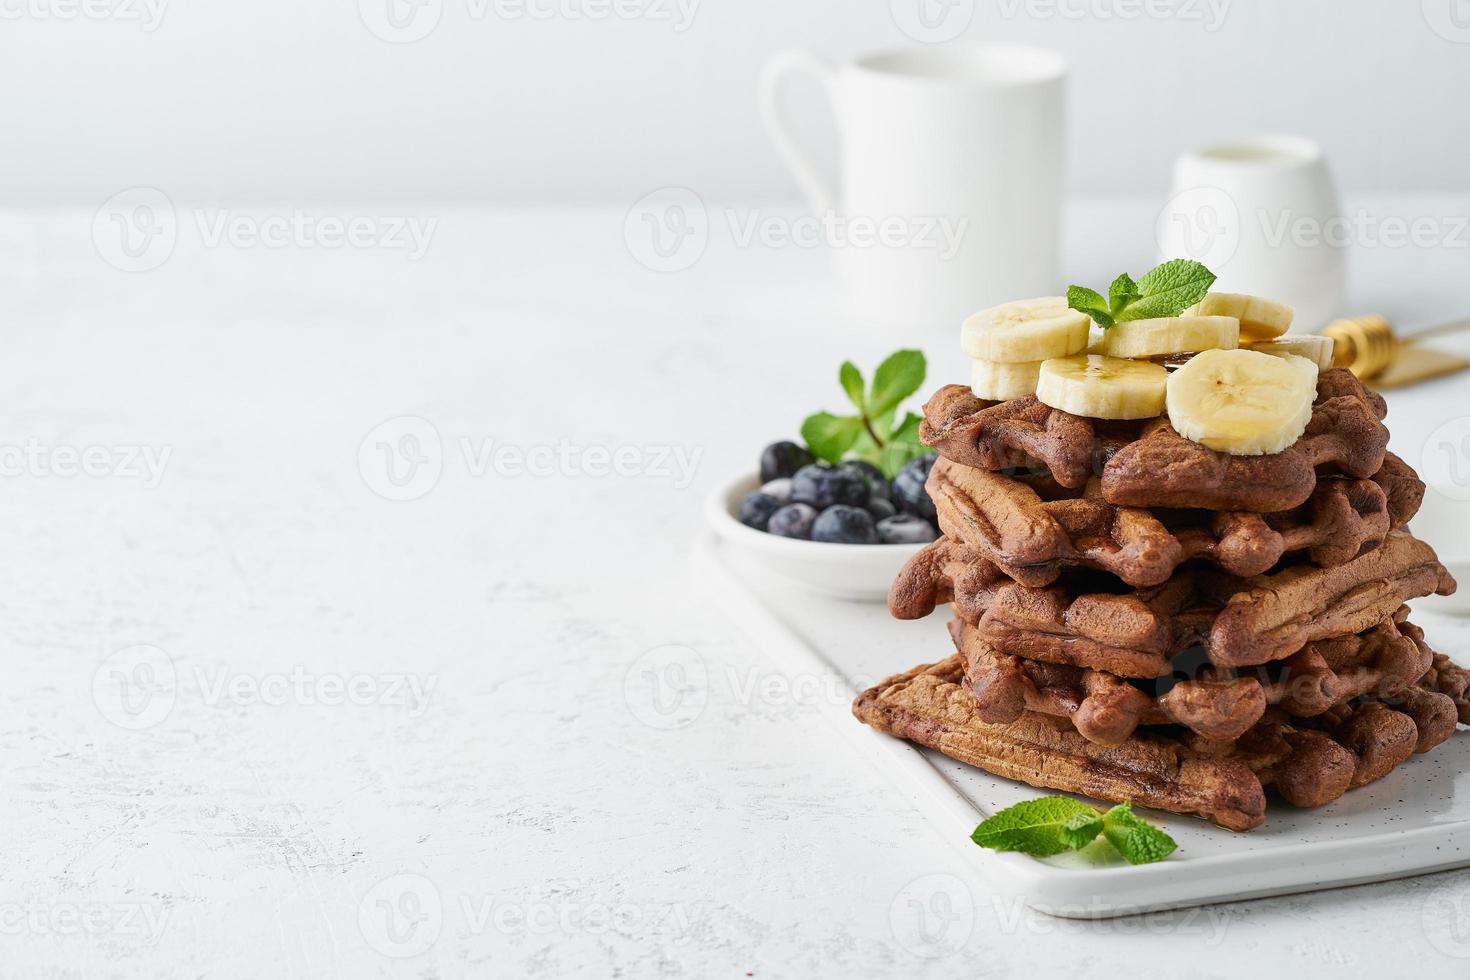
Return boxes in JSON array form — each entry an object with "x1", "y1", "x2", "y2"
[{"x1": 1323, "y1": 314, "x2": 1470, "y2": 389}]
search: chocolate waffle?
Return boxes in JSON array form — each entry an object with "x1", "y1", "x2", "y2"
[
  {"x1": 852, "y1": 653, "x2": 1463, "y2": 830},
  {"x1": 891, "y1": 531, "x2": 1456, "y2": 677},
  {"x1": 929, "y1": 452, "x2": 1422, "y2": 588},
  {"x1": 955, "y1": 608, "x2": 1438, "y2": 746},
  {"x1": 919, "y1": 367, "x2": 1388, "y2": 512},
  {"x1": 1422, "y1": 653, "x2": 1470, "y2": 725}
]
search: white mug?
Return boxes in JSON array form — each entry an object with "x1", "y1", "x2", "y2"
[
  {"x1": 1156, "y1": 135, "x2": 1346, "y2": 332},
  {"x1": 758, "y1": 45, "x2": 1067, "y2": 340}
]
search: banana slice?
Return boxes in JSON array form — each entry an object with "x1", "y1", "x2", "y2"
[
  {"x1": 1036, "y1": 354, "x2": 1167, "y2": 420},
  {"x1": 1095, "y1": 316, "x2": 1240, "y2": 359},
  {"x1": 1166, "y1": 348, "x2": 1318, "y2": 456},
  {"x1": 971, "y1": 358, "x2": 1041, "y2": 401},
  {"x1": 961, "y1": 297, "x2": 1091, "y2": 363},
  {"x1": 1247, "y1": 334, "x2": 1336, "y2": 372},
  {"x1": 1189, "y1": 293, "x2": 1294, "y2": 341}
]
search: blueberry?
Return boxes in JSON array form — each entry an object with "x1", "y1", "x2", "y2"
[
  {"x1": 767, "y1": 503, "x2": 818, "y2": 539},
  {"x1": 760, "y1": 478, "x2": 793, "y2": 503},
  {"x1": 791, "y1": 464, "x2": 869, "y2": 509},
  {"x1": 892, "y1": 454, "x2": 939, "y2": 521},
  {"x1": 812, "y1": 505, "x2": 878, "y2": 544},
  {"x1": 841, "y1": 460, "x2": 890, "y2": 500},
  {"x1": 866, "y1": 496, "x2": 896, "y2": 520},
  {"x1": 737, "y1": 491, "x2": 783, "y2": 531},
  {"x1": 760, "y1": 441, "x2": 814, "y2": 482},
  {"x1": 877, "y1": 513, "x2": 939, "y2": 545}
]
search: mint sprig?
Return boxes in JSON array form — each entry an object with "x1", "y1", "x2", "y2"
[
  {"x1": 800, "y1": 350, "x2": 929, "y2": 478},
  {"x1": 1068, "y1": 259, "x2": 1216, "y2": 328},
  {"x1": 971, "y1": 796, "x2": 1177, "y2": 865}
]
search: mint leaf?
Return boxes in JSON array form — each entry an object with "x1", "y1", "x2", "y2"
[
  {"x1": 800, "y1": 412, "x2": 863, "y2": 464},
  {"x1": 1070, "y1": 260, "x2": 1216, "y2": 328},
  {"x1": 874, "y1": 413, "x2": 926, "y2": 477},
  {"x1": 799, "y1": 351, "x2": 928, "y2": 472},
  {"x1": 1116, "y1": 259, "x2": 1216, "y2": 322},
  {"x1": 1108, "y1": 273, "x2": 1138, "y2": 317},
  {"x1": 839, "y1": 361, "x2": 866, "y2": 413},
  {"x1": 971, "y1": 798, "x2": 1104, "y2": 857},
  {"x1": 1101, "y1": 803, "x2": 1177, "y2": 865},
  {"x1": 867, "y1": 350, "x2": 926, "y2": 418},
  {"x1": 1066, "y1": 284, "x2": 1113, "y2": 328},
  {"x1": 889, "y1": 411, "x2": 922, "y2": 444}
]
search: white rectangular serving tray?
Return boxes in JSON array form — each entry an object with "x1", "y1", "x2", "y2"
[{"x1": 694, "y1": 532, "x2": 1470, "y2": 919}]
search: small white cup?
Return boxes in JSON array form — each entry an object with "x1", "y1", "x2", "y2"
[
  {"x1": 1157, "y1": 134, "x2": 1346, "y2": 332},
  {"x1": 759, "y1": 45, "x2": 1067, "y2": 340}
]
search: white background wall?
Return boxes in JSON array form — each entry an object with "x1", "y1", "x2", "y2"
[{"x1": 1, "y1": 0, "x2": 1468, "y2": 204}]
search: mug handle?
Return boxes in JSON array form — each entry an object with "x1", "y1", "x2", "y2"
[{"x1": 757, "y1": 49, "x2": 839, "y2": 214}]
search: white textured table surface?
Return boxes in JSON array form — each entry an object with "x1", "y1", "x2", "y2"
[{"x1": 4, "y1": 199, "x2": 1470, "y2": 978}]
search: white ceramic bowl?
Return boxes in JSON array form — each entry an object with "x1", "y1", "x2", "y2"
[
  {"x1": 704, "y1": 474, "x2": 928, "y2": 601},
  {"x1": 1408, "y1": 487, "x2": 1470, "y2": 617}
]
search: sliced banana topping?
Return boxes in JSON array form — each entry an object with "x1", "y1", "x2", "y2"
[
  {"x1": 1188, "y1": 292, "x2": 1294, "y2": 342},
  {"x1": 1095, "y1": 315, "x2": 1240, "y2": 359},
  {"x1": 1246, "y1": 334, "x2": 1336, "y2": 372},
  {"x1": 1036, "y1": 354, "x2": 1167, "y2": 420},
  {"x1": 961, "y1": 297, "x2": 1091, "y2": 363},
  {"x1": 971, "y1": 358, "x2": 1042, "y2": 401},
  {"x1": 1165, "y1": 348, "x2": 1318, "y2": 456}
]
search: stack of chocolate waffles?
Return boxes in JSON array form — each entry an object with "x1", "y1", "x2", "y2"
[{"x1": 853, "y1": 364, "x2": 1470, "y2": 831}]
